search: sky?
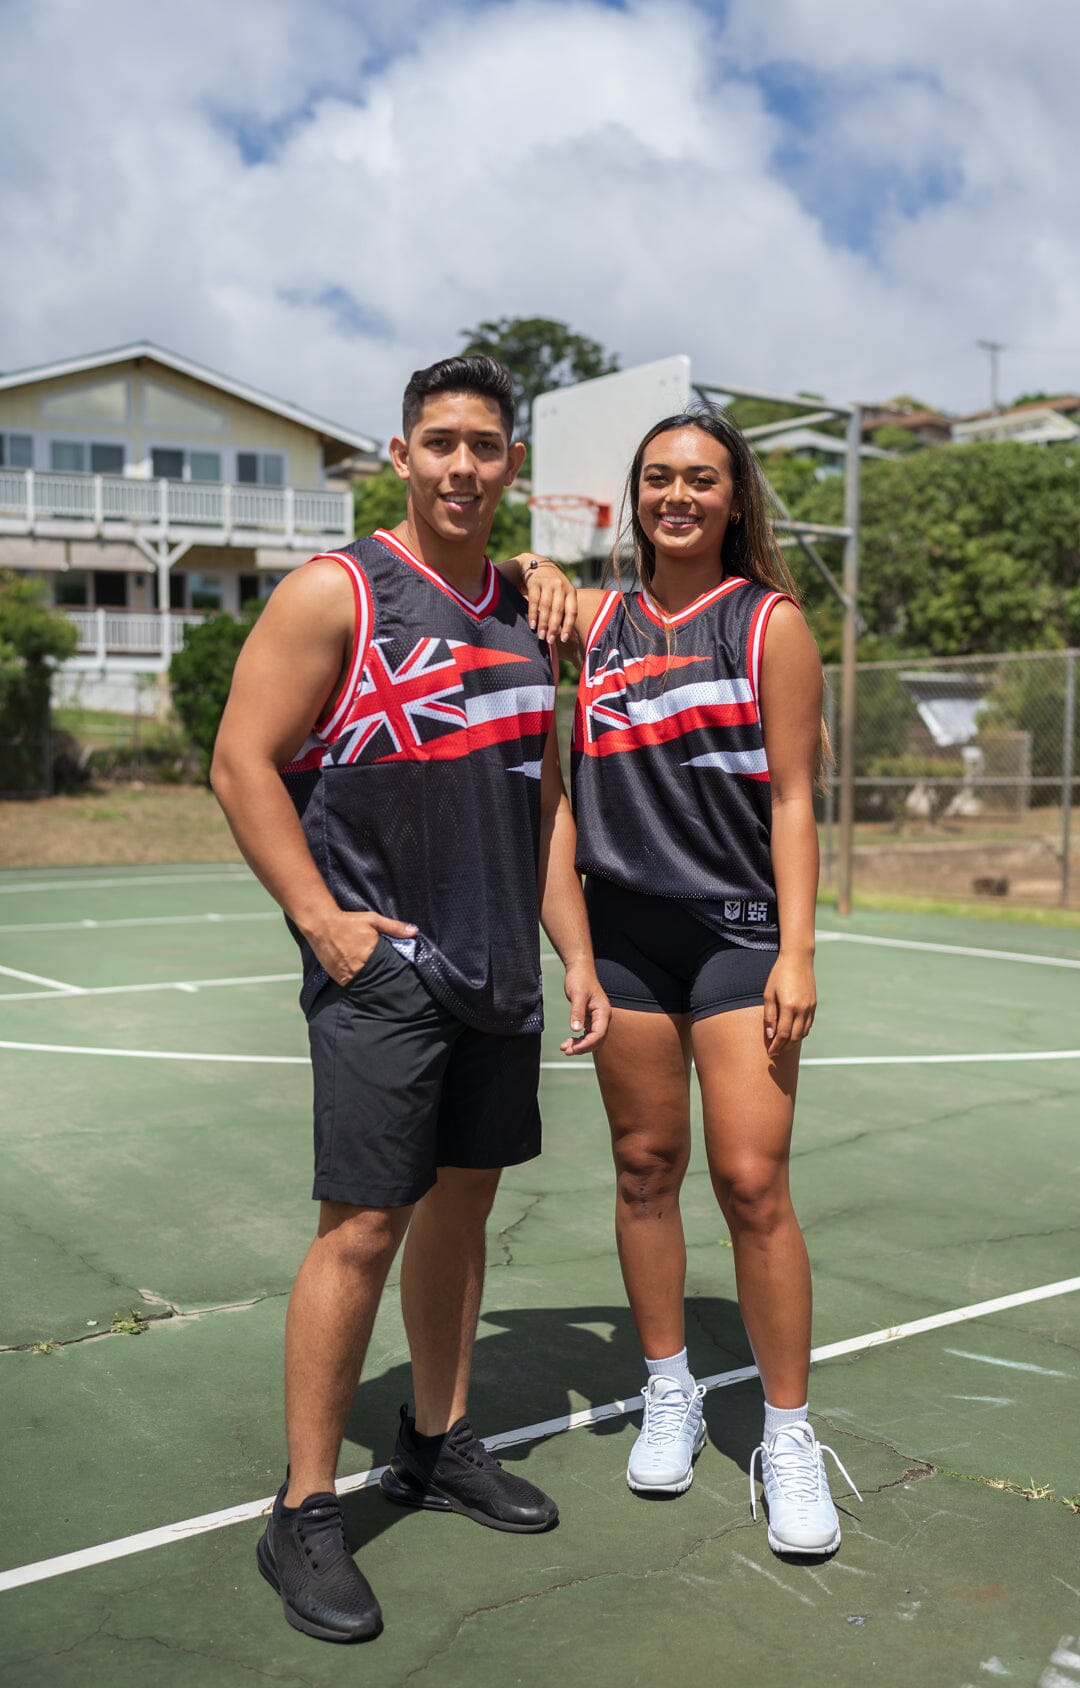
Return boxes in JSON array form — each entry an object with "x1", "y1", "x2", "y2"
[{"x1": 2, "y1": 0, "x2": 1079, "y2": 449}]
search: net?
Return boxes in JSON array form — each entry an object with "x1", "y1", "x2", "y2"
[{"x1": 528, "y1": 495, "x2": 612, "y2": 565}]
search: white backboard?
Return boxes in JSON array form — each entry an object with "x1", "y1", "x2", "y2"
[{"x1": 531, "y1": 355, "x2": 693, "y2": 561}]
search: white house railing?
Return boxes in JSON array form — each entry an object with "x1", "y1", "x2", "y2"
[
  {"x1": 66, "y1": 607, "x2": 209, "y2": 660},
  {"x1": 0, "y1": 468, "x2": 352, "y2": 545}
]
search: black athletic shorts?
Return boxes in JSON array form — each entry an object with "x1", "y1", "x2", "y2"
[
  {"x1": 584, "y1": 875, "x2": 777, "y2": 1021},
  {"x1": 305, "y1": 937, "x2": 541, "y2": 1209}
]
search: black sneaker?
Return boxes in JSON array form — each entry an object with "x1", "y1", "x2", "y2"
[
  {"x1": 256, "y1": 1484, "x2": 383, "y2": 1643},
  {"x1": 380, "y1": 1406, "x2": 558, "y2": 1532}
]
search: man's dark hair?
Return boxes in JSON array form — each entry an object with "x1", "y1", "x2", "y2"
[{"x1": 402, "y1": 355, "x2": 516, "y2": 443}]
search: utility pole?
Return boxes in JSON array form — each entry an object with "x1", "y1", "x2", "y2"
[{"x1": 976, "y1": 339, "x2": 1005, "y2": 413}]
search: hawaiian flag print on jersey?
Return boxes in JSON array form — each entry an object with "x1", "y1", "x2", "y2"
[
  {"x1": 293, "y1": 635, "x2": 553, "y2": 769},
  {"x1": 576, "y1": 643, "x2": 759, "y2": 761}
]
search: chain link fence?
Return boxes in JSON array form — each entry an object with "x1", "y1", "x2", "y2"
[{"x1": 821, "y1": 649, "x2": 1078, "y2": 909}]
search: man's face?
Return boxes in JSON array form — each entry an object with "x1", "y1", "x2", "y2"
[{"x1": 390, "y1": 392, "x2": 525, "y2": 545}]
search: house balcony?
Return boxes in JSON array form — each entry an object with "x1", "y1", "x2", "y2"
[
  {"x1": 65, "y1": 607, "x2": 210, "y2": 661},
  {"x1": 0, "y1": 468, "x2": 352, "y2": 550}
]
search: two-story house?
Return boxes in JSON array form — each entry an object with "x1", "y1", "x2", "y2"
[{"x1": 0, "y1": 342, "x2": 377, "y2": 706}]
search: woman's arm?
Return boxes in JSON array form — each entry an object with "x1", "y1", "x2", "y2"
[
  {"x1": 496, "y1": 553, "x2": 578, "y2": 643},
  {"x1": 758, "y1": 601, "x2": 824, "y2": 1058},
  {"x1": 497, "y1": 553, "x2": 607, "y2": 651}
]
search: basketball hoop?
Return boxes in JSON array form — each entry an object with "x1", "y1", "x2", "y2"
[{"x1": 527, "y1": 494, "x2": 612, "y2": 564}]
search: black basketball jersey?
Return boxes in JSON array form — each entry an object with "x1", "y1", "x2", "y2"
[
  {"x1": 282, "y1": 530, "x2": 556, "y2": 1031},
  {"x1": 571, "y1": 578, "x2": 791, "y2": 949}
]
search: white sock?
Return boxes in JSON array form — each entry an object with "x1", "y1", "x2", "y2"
[
  {"x1": 764, "y1": 1401, "x2": 809, "y2": 1441},
  {"x1": 645, "y1": 1348, "x2": 695, "y2": 1394}
]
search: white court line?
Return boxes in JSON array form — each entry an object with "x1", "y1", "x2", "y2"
[
  {"x1": 0, "y1": 963, "x2": 83, "y2": 994},
  {"x1": 817, "y1": 931, "x2": 1080, "y2": 971},
  {"x1": 3, "y1": 1041, "x2": 1080, "y2": 1070},
  {"x1": 0, "y1": 1040, "x2": 307, "y2": 1065},
  {"x1": 802, "y1": 1049, "x2": 1080, "y2": 1068},
  {"x1": 1, "y1": 1273, "x2": 1077, "y2": 1595},
  {"x1": 0, "y1": 971, "x2": 298, "y2": 1004},
  {"x1": 0, "y1": 912, "x2": 278, "y2": 935},
  {"x1": 0, "y1": 870, "x2": 251, "y2": 895}
]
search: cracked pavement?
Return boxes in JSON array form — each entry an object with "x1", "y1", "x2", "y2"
[{"x1": 2, "y1": 890, "x2": 1079, "y2": 1684}]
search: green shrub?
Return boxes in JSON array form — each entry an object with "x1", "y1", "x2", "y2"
[
  {"x1": 0, "y1": 571, "x2": 78, "y2": 795},
  {"x1": 169, "y1": 607, "x2": 261, "y2": 782}
]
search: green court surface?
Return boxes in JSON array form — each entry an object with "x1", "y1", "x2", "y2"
[{"x1": 1, "y1": 864, "x2": 1078, "y2": 1687}]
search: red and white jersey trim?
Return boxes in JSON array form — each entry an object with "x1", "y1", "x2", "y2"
[
  {"x1": 746, "y1": 591, "x2": 792, "y2": 707},
  {"x1": 582, "y1": 590, "x2": 621, "y2": 657},
  {"x1": 640, "y1": 576, "x2": 747, "y2": 629},
  {"x1": 309, "y1": 552, "x2": 375, "y2": 740},
  {"x1": 373, "y1": 528, "x2": 498, "y2": 619}
]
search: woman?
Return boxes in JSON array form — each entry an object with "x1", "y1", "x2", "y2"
[{"x1": 519, "y1": 410, "x2": 858, "y2": 1557}]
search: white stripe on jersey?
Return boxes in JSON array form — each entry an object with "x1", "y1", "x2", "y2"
[
  {"x1": 466, "y1": 684, "x2": 554, "y2": 725},
  {"x1": 507, "y1": 761, "x2": 543, "y2": 779},
  {"x1": 681, "y1": 748, "x2": 769, "y2": 774},
  {"x1": 622, "y1": 676, "x2": 753, "y2": 726}
]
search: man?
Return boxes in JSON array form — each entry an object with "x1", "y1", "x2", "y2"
[{"x1": 211, "y1": 355, "x2": 608, "y2": 1645}]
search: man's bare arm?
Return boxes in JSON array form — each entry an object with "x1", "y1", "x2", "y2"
[{"x1": 210, "y1": 563, "x2": 416, "y2": 983}]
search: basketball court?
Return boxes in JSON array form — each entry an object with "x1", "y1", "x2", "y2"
[{"x1": 1, "y1": 861, "x2": 1078, "y2": 1685}]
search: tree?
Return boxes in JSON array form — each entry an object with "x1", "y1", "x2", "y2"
[
  {"x1": 0, "y1": 571, "x2": 78, "y2": 794},
  {"x1": 170, "y1": 604, "x2": 263, "y2": 782},
  {"x1": 763, "y1": 440, "x2": 1080, "y2": 662},
  {"x1": 353, "y1": 464, "x2": 407, "y2": 536},
  {"x1": 459, "y1": 316, "x2": 619, "y2": 442}
]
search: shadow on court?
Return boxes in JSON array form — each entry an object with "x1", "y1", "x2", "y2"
[{"x1": 338, "y1": 1295, "x2": 768, "y2": 1551}]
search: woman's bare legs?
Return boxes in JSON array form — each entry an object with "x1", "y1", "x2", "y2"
[
  {"x1": 692, "y1": 1006, "x2": 810, "y2": 1407},
  {"x1": 594, "y1": 1006, "x2": 693, "y2": 1358}
]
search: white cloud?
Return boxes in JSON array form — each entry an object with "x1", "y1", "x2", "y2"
[{"x1": 2, "y1": 0, "x2": 1079, "y2": 448}]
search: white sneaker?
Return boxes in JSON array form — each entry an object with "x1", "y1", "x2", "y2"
[
  {"x1": 749, "y1": 1420, "x2": 861, "y2": 1555},
  {"x1": 626, "y1": 1376, "x2": 707, "y2": 1494}
]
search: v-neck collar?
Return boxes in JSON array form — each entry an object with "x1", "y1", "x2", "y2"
[
  {"x1": 373, "y1": 528, "x2": 498, "y2": 619},
  {"x1": 639, "y1": 575, "x2": 747, "y2": 628}
]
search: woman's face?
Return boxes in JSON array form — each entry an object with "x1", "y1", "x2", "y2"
[{"x1": 636, "y1": 426, "x2": 738, "y2": 563}]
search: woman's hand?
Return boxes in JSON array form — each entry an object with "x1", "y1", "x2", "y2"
[
  {"x1": 511, "y1": 553, "x2": 578, "y2": 644},
  {"x1": 559, "y1": 961, "x2": 611, "y2": 1055},
  {"x1": 762, "y1": 950, "x2": 816, "y2": 1057}
]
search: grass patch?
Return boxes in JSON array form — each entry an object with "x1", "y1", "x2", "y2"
[
  {"x1": 817, "y1": 886, "x2": 1080, "y2": 929},
  {"x1": 110, "y1": 1309, "x2": 150, "y2": 1337},
  {"x1": 0, "y1": 785, "x2": 241, "y2": 867}
]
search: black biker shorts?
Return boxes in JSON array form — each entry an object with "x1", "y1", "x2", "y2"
[{"x1": 584, "y1": 875, "x2": 776, "y2": 1021}]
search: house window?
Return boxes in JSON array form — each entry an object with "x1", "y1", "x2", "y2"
[
  {"x1": 141, "y1": 379, "x2": 227, "y2": 433},
  {"x1": 0, "y1": 433, "x2": 33, "y2": 468},
  {"x1": 151, "y1": 447, "x2": 222, "y2": 481},
  {"x1": 151, "y1": 448, "x2": 184, "y2": 480},
  {"x1": 55, "y1": 571, "x2": 89, "y2": 607},
  {"x1": 50, "y1": 441, "x2": 86, "y2": 472},
  {"x1": 90, "y1": 443, "x2": 125, "y2": 475},
  {"x1": 49, "y1": 440, "x2": 126, "y2": 474},
  {"x1": 189, "y1": 573, "x2": 223, "y2": 610},
  {"x1": 41, "y1": 377, "x2": 130, "y2": 425},
  {"x1": 93, "y1": 571, "x2": 127, "y2": 608},
  {"x1": 236, "y1": 451, "x2": 285, "y2": 487}
]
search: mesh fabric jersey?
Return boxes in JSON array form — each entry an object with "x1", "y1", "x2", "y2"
[{"x1": 283, "y1": 531, "x2": 556, "y2": 1032}]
